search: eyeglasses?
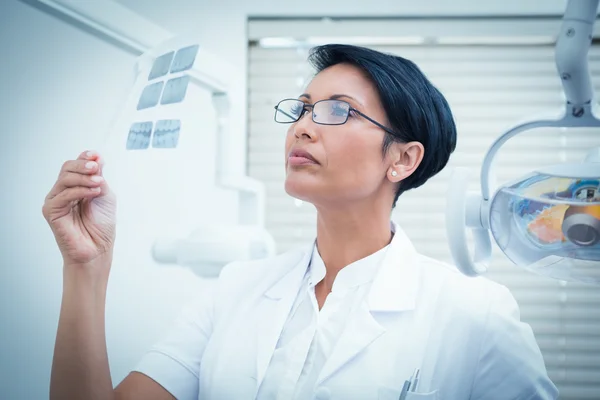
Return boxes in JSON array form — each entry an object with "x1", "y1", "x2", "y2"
[{"x1": 273, "y1": 98, "x2": 398, "y2": 136}]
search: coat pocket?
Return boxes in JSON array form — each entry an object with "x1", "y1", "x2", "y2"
[{"x1": 378, "y1": 386, "x2": 439, "y2": 400}]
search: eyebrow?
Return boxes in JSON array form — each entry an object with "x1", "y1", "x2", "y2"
[{"x1": 298, "y1": 93, "x2": 363, "y2": 106}]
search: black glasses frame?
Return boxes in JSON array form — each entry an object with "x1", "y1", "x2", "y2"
[{"x1": 274, "y1": 98, "x2": 399, "y2": 137}]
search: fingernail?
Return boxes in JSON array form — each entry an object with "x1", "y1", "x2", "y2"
[
  {"x1": 85, "y1": 161, "x2": 97, "y2": 169},
  {"x1": 86, "y1": 151, "x2": 96, "y2": 158},
  {"x1": 91, "y1": 175, "x2": 104, "y2": 182},
  {"x1": 90, "y1": 187, "x2": 101, "y2": 192}
]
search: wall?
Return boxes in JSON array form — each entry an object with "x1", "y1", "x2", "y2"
[{"x1": 0, "y1": 1, "x2": 238, "y2": 398}]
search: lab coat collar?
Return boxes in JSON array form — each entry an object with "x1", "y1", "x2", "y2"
[
  {"x1": 316, "y1": 221, "x2": 421, "y2": 385},
  {"x1": 310, "y1": 241, "x2": 389, "y2": 292},
  {"x1": 263, "y1": 243, "x2": 314, "y2": 300},
  {"x1": 257, "y1": 220, "x2": 420, "y2": 389},
  {"x1": 367, "y1": 220, "x2": 420, "y2": 312},
  {"x1": 263, "y1": 220, "x2": 420, "y2": 310},
  {"x1": 256, "y1": 248, "x2": 313, "y2": 389}
]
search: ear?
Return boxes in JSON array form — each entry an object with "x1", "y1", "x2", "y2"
[{"x1": 386, "y1": 141, "x2": 425, "y2": 183}]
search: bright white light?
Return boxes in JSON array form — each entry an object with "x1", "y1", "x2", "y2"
[
  {"x1": 294, "y1": 199, "x2": 303, "y2": 207},
  {"x1": 436, "y1": 36, "x2": 555, "y2": 45},
  {"x1": 258, "y1": 35, "x2": 556, "y2": 49},
  {"x1": 259, "y1": 37, "x2": 298, "y2": 48},
  {"x1": 259, "y1": 36, "x2": 426, "y2": 48},
  {"x1": 306, "y1": 36, "x2": 426, "y2": 46}
]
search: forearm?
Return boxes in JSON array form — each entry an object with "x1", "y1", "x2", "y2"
[{"x1": 50, "y1": 263, "x2": 114, "y2": 400}]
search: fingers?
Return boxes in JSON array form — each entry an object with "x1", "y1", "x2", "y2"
[
  {"x1": 46, "y1": 150, "x2": 107, "y2": 202},
  {"x1": 79, "y1": 150, "x2": 105, "y2": 175},
  {"x1": 57, "y1": 150, "x2": 105, "y2": 178},
  {"x1": 76, "y1": 149, "x2": 103, "y2": 164},
  {"x1": 59, "y1": 158, "x2": 100, "y2": 177},
  {"x1": 47, "y1": 171, "x2": 104, "y2": 200},
  {"x1": 43, "y1": 186, "x2": 102, "y2": 222}
]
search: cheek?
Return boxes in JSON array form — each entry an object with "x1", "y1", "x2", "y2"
[
  {"x1": 284, "y1": 128, "x2": 295, "y2": 157},
  {"x1": 328, "y1": 133, "x2": 383, "y2": 174},
  {"x1": 324, "y1": 132, "x2": 385, "y2": 191}
]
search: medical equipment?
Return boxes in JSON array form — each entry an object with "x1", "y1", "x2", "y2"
[
  {"x1": 150, "y1": 37, "x2": 276, "y2": 276},
  {"x1": 104, "y1": 34, "x2": 276, "y2": 277},
  {"x1": 447, "y1": 0, "x2": 600, "y2": 284}
]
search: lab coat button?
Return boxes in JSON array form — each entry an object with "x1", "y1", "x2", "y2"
[{"x1": 314, "y1": 387, "x2": 331, "y2": 400}]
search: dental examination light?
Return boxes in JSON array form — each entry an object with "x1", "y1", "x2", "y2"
[
  {"x1": 105, "y1": 35, "x2": 276, "y2": 277},
  {"x1": 447, "y1": 0, "x2": 600, "y2": 284}
]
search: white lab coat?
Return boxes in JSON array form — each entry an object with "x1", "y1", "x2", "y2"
[{"x1": 135, "y1": 222, "x2": 558, "y2": 400}]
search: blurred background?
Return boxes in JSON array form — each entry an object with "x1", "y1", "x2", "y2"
[{"x1": 1, "y1": 0, "x2": 599, "y2": 398}]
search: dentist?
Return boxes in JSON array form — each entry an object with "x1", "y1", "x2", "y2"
[{"x1": 45, "y1": 44, "x2": 558, "y2": 400}]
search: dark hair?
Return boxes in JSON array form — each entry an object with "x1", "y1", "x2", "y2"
[{"x1": 308, "y1": 44, "x2": 457, "y2": 207}]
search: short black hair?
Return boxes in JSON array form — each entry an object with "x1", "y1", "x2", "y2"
[{"x1": 308, "y1": 44, "x2": 457, "y2": 207}]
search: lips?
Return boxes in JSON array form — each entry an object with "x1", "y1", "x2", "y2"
[{"x1": 288, "y1": 148, "x2": 319, "y2": 165}]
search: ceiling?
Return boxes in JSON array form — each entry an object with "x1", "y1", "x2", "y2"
[{"x1": 114, "y1": 0, "x2": 574, "y2": 35}]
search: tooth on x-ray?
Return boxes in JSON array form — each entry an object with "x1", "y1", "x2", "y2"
[
  {"x1": 170, "y1": 44, "x2": 199, "y2": 74},
  {"x1": 152, "y1": 119, "x2": 181, "y2": 149},
  {"x1": 148, "y1": 51, "x2": 174, "y2": 81},
  {"x1": 160, "y1": 76, "x2": 190, "y2": 105},
  {"x1": 126, "y1": 121, "x2": 153, "y2": 150},
  {"x1": 137, "y1": 81, "x2": 164, "y2": 110}
]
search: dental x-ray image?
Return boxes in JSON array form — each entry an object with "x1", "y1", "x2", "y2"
[
  {"x1": 126, "y1": 121, "x2": 153, "y2": 150},
  {"x1": 148, "y1": 51, "x2": 174, "y2": 81},
  {"x1": 152, "y1": 119, "x2": 181, "y2": 148},
  {"x1": 160, "y1": 75, "x2": 190, "y2": 105},
  {"x1": 170, "y1": 44, "x2": 199, "y2": 74},
  {"x1": 137, "y1": 81, "x2": 164, "y2": 110}
]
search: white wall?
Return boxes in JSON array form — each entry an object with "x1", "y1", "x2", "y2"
[{"x1": 0, "y1": 1, "x2": 238, "y2": 398}]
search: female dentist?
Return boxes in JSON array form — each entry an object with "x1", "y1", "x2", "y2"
[{"x1": 44, "y1": 44, "x2": 558, "y2": 400}]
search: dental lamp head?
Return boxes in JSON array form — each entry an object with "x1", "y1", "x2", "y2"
[{"x1": 446, "y1": 0, "x2": 600, "y2": 285}]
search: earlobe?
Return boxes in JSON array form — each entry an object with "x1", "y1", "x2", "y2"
[{"x1": 388, "y1": 167, "x2": 403, "y2": 182}]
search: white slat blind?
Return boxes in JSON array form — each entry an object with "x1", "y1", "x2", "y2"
[{"x1": 247, "y1": 22, "x2": 600, "y2": 399}]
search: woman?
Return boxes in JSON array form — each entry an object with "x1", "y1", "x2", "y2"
[{"x1": 44, "y1": 44, "x2": 558, "y2": 399}]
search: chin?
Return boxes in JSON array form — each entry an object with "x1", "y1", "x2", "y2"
[{"x1": 284, "y1": 173, "x2": 317, "y2": 202}]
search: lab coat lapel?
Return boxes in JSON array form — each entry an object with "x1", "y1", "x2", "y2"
[
  {"x1": 316, "y1": 222, "x2": 421, "y2": 385},
  {"x1": 255, "y1": 243, "x2": 313, "y2": 389},
  {"x1": 316, "y1": 293, "x2": 386, "y2": 386}
]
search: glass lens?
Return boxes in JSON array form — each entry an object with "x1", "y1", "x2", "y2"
[
  {"x1": 313, "y1": 100, "x2": 349, "y2": 125},
  {"x1": 275, "y1": 99, "x2": 305, "y2": 123}
]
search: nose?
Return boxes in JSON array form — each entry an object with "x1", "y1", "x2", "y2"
[{"x1": 293, "y1": 109, "x2": 318, "y2": 141}]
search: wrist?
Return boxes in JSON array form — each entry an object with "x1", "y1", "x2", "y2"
[{"x1": 63, "y1": 252, "x2": 113, "y2": 285}]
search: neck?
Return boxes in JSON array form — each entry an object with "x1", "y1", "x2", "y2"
[{"x1": 314, "y1": 199, "x2": 393, "y2": 292}]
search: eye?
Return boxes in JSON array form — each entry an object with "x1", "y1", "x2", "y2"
[
  {"x1": 290, "y1": 102, "x2": 305, "y2": 117},
  {"x1": 330, "y1": 104, "x2": 349, "y2": 117}
]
